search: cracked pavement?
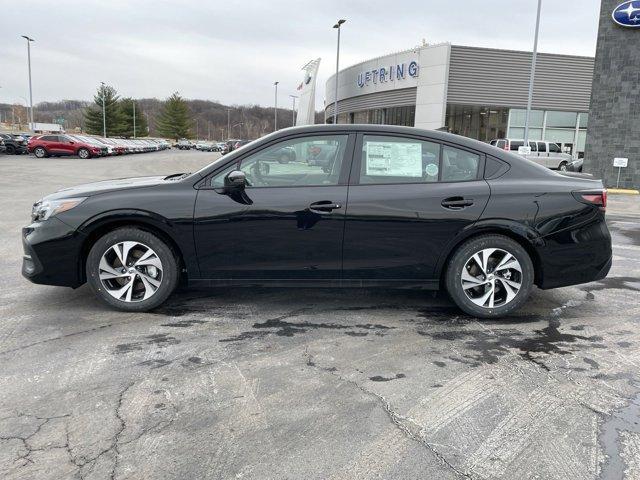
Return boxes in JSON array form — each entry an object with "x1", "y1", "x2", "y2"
[{"x1": 1, "y1": 151, "x2": 640, "y2": 479}]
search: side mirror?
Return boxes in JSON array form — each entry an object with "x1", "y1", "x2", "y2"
[{"x1": 224, "y1": 170, "x2": 247, "y2": 189}]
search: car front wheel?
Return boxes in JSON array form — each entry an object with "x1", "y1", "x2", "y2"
[
  {"x1": 445, "y1": 234, "x2": 534, "y2": 318},
  {"x1": 78, "y1": 148, "x2": 91, "y2": 159},
  {"x1": 558, "y1": 161, "x2": 568, "y2": 171},
  {"x1": 86, "y1": 228, "x2": 179, "y2": 311}
]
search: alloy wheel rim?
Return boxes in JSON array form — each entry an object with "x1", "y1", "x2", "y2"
[
  {"x1": 461, "y1": 248, "x2": 522, "y2": 309},
  {"x1": 98, "y1": 241, "x2": 163, "y2": 302},
  {"x1": 79, "y1": 150, "x2": 88, "y2": 158}
]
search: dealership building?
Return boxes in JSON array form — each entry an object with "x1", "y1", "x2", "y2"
[{"x1": 325, "y1": 43, "x2": 594, "y2": 159}]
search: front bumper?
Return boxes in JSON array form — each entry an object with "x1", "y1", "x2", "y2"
[{"x1": 22, "y1": 217, "x2": 86, "y2": 288}]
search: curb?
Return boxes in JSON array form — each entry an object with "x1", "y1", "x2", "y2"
[{"x1": 608, "y1": 188, "x2": 639, "y2": 195}]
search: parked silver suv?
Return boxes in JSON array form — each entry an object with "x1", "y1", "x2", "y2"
[{"x1": 490, "y1": 139, "x2": 572, "y2": 170}]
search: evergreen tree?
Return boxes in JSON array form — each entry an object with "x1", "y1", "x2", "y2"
[
  {"x1": 83, "y1": 84, "x2": 125, "y2": 136},
  {"x1": 156, "y1": 92, "x2": 193, "y2": 139},
  {"x1": 119, "y1": 98, "x2": 148, "y2": 138}
]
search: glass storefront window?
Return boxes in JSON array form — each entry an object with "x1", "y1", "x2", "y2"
[
  {"x1": 546, "y1": 111, "x2": 578, "y2": 128},
  {"x1": 545, "y1": 128, "x2": 577, "y2": 144},
  {"x1": 509, "y1": 109, "x2": 544, "y2": 127},
  {"x1": 445, "y1": 105, "x2": 509, "y2": 142},
  {"x1": 507, "y1": 127, "x2": 542, "y2": 140},
  {"x1": 578, "y1": 113, "x2": 588, "y2": 128}
]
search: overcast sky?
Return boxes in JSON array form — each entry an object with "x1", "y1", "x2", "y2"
[{"x1": 1, "y1": 0, "x2": 601, "y2": 109}]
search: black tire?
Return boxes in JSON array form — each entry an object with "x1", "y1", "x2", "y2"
[
  {"x1": 558, "y1": 161, "x2": 568, "y2": 171},
  {"x1": 86, "y1": 228, "x2": 179, "y2": 312},
  {"x1": 444, "y1": 234, "x2": 534, "y2": 318},
  {"x1": 6, "y1": 145, "x2": 16, "y2": 155},
  {"x1": 77, "y1": 148, "x2": 91, "y2": 159},
  {"x1": 33, "y1": 147, "x2": 47, "y2": 158}
]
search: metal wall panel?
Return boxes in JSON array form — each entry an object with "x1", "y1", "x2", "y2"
[
  {"x1": 325, "y1": 88, "x2": 417, "y2": 118},
  {"x1": 447, "y1": 45, "x2": 594, "y2": 112}
]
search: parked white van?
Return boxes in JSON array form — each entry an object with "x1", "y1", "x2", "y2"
[{"x1": 490, "y1": 139, "x2": 572, "y2": 170}]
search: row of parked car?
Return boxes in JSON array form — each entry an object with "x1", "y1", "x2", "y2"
[
  {"x1": 0, "y1": 133, "x2": 172, "y2": 159},
  {"x1": 31, "y1": 134, "x2": 171, "y2": 158}
]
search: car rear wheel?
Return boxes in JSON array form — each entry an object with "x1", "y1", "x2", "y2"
[
  {"x1": 33, "y1": 147, "x2": 47, "y2": 158},
  {"x1": 78, "y1": 148, "x2": 91, "y2": 159},
  {"x1": 86, "y1": 228, "x2": 179, "y2": 311},
  {"x1": 445, "y1": 234, "x2": 534, "y2": 318}
]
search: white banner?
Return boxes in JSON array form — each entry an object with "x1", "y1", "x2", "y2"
[{"x1": 295, "y1": 58, "x2": 321, "y2": 126}]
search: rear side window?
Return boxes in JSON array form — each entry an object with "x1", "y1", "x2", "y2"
[
  {"x1": 509, "y1": 141, "x2": 524, "y2": 151},
  {"x1": 537, "y1": 142, "x2": 546, "y2": 152},
  {"x1": 359, "y1": 135, "x2": 440, "y2": 184},
  {"x1": 442, "y1": 146, "x2": 480, "y2": 182},
  {"x1": 40, "y1": 135, "x2": 57, "y2": 141}
]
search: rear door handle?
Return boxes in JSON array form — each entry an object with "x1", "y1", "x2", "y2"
[
  {"x1": 441, "y1": 197, "x2": 474, "y2": 210},
  {"x1": 309, "y1": 200, "x2": 342, "y2": 213}
]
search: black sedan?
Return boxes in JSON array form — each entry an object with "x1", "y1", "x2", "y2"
[{"x1": 22, "y1": 125, "x2": 611, "y2": 318}]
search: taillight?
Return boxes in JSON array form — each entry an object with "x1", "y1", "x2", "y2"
[
  {"x1": 573, "y1": 190, "x2": 607, "y2": 211},
  {"x1": 503, "y1": 142, "x2": 509, "y2": 151}
]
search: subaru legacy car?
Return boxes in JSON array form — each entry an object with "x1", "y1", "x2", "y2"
[{"x1": 22, "y1": 125, "x2": 611, "y2": 318}]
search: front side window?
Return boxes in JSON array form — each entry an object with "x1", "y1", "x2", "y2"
[
  {"x1": 359, "y1": 135, "x2": 441, "y2": 185},
  {"x1": 238, "y1": 135, "x2": 348, "y2": 187},
  {"x1": 509, "y1": 141, "x2": 524, "y2": 151},
  {"x1": 441, "y1": 146, "x2": 480, "y2": 182},
  {"x1": 548, "y1": 143, "x2": 561, "y2": 153}
]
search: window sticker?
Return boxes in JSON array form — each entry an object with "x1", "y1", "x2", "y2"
[
  {"x1": 365, "y1": 141, "x2": 422, "y2": 177},
  {"x1": 425, "y1": 162, "x2": 439, "y2": 177}
]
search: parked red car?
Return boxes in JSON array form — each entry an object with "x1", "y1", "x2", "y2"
[{"x1": 28, "y1": 134, "x2": 108, "y2": 159}]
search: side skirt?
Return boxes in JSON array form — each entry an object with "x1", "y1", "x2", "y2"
[{"x1": 189, "y1": 278, "x2": 441, "y2": 290}]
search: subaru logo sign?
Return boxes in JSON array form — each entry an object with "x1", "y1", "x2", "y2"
[{"x1": 612, "y1": 1, "x2": 640, "y2": 27}]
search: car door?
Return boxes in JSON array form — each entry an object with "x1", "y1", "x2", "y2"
[
  {"x1": 193, "y1": 133, "x2": 355, "y2": 280},
  {"x1": 56, "y1": 135, "x2": 77, "y2": 156},
  {"x1": 342, "y1": 133, "x2": 490, "y2": 281}
]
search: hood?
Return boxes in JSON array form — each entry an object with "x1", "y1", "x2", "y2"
[{"x1": 44, "y1": 175, "x2": 170, "y2": 201}]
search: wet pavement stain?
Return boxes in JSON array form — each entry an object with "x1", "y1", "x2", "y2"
[
  {"x1": 599, "y1": 391, "x2": 640, "y2": 479},
  {"x1": 433, "y1": 361, "x2": 447, "y2": 368},
  {"x1": 580, "y1": 276, "x2": 640, "y2": 293},
  {"x1": 137, "y1": 358, "x2": 172, "y2": 369},
  {"x1": 220, "y1": 310, "x2": 394, "y2": 342},
  {"x1": 369, "y1": 373, "x2": 406, "y2": 382},
  {"x1": 160, "y1": 319, "x2": 209, "y2": 328},
  {"x1": 416, "y1": 317, "x2": 604, "y2": 369},
  {"x1": 115, "y1": 334, "x2": 180, "y2": 354}
]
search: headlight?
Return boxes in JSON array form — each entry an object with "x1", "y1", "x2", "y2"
[{"x1": 31, "y1": 197, "x2": 87, "y2": 222}]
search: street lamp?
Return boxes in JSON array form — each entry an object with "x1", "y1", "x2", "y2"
[
  {"x1": 232, "y1": 122, "x2": 244, "y2": 137},
  {"x1": 21, "y1": 35, "x2": 35, "y2": 130},
  {"x1": 289, "y1": 95, "x2": 298, "y2": 126},
  {"x1": 332, "y1": 19, "x2": 346, "y2": 124},
  {"x1": 524, "y1": 0, "x2": 542, "y2": 146},
  {"x1": 226, "y1": 108, "x2": 231, "y2": 141},
  {"x1": 132, "y1": 100, "x2": 136, "y2": 138},
  {"x1": 274, "y1": 81, "x2": 279, "y2": 131},
  {"x1": 100, "y1": 81, "x2": 106, "y2": 137}
]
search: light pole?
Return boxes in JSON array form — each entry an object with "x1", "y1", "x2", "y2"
[
  {"x1": 274, "y1": 82, "x2": 279, "y2": 131},
  {"x1": 232, "y1": 122, "x2": 244, "y2": 137},
  {"x1": 100, "y1": 82, "x2": 106, "y2": 137},
  {"x1": 289, "y1": 95, "x2": 298, "y2": 126},
  {"x1": 226, "y1": 108, "x2": 231, "y2": 140},
  {"x1": 332, "y1": 19, "x2": 346, "y2": 124},
  {"x1": 132, "y1": 100, "x2": 136, "y2": 138},
  {"x1": 21, "y1": 35, "x2": 35, "y2": 130},
  {"x1": 524, "y1": 0, "x2": 542, "y2": 147}
]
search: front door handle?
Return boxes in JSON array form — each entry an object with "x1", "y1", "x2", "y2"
[
  {"x1": 441, "y1": 197, "x2": 474, "y2": 210},
  {"x1": 309, "y1": 200, "x2": 342, "y2": 213}
]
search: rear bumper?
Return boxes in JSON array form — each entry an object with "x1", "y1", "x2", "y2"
[{"x1": 536, "y1": 216, "x2": 612, "y2": 289}]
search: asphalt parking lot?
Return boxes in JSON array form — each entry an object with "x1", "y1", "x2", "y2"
[{"x1": 1, "y1": 150, "x2": 639, "y2": 480}]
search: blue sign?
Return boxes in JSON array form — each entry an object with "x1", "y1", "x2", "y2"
[
  {"x1": 612, "y1": 1, "x2": 640, "y2": 27},
  {"x1": 357, "y1": 61, "x2": 419, "y2": 88}
]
